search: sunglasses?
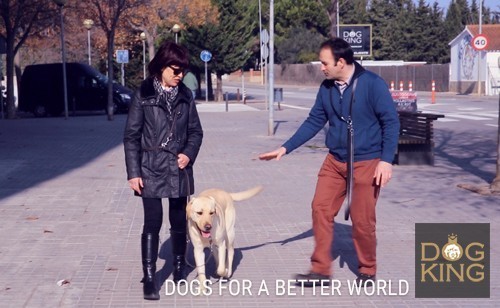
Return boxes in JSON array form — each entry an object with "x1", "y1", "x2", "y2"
[{"x1": 169, "y1": 66, "x2": 185, "y2": 76}]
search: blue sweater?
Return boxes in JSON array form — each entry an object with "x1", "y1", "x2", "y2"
[{"x1": 282, "y1": 62, "x2": 400, "y2": 163}]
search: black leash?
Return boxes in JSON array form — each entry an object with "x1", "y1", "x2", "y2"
[
  {"x1": 330, "y1": 78, "x2": 357, "y2": 221},
  {"x1": 344, "y1": 78, "x2": 357, "y2": 221}
]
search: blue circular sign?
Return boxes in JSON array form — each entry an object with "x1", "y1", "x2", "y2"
[{"x1": 200, "y1": 50, "x2": 212, "y2": 62}]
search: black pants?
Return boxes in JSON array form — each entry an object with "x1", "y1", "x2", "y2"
[{"x1": 142, "y1": 197, "x2": 187, "y2": 235}]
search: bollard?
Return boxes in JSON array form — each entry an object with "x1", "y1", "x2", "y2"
[
  {"x1": 399, "y1": 81, "x2": 404, "y2": 91},
  {"x1": 243, "y1": 89, "x2": 247, "y2": 104},
  {"x1": 431, "y1": 80, "x2": 436, "y2": 104},
  {"x1": 409, "y1": 81, "x2": 413, "y2": 92},
  {"x1": 236, "y1": 88, "x2": 240, "y2": 103},
  {"x1": 390, "y1": 81, "x2": 394, "y2": 91}
]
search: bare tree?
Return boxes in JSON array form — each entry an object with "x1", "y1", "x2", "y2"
[{"x1": 0, "y1": 0, "x2": 55, "y2": 119}]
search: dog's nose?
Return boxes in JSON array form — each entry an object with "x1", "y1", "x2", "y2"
[{"x1": 204, "y1": 224, "x2": 212, "y2": 231}]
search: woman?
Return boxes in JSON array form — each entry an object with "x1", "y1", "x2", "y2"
[{"x1": 123, "y1": 41, "x2": 203, "y2": 300}]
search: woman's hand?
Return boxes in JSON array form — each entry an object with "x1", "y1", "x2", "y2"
[
  {"x1": 178, "y1": 153, "x2": 190, "y2": 169},
  {"x1": 128, "y1": 177, "x2": 143, "y2": 195}
]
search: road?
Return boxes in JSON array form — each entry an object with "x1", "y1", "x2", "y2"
[{"x1": 222, "y1": 81, "x2": 499, "y2": 133}]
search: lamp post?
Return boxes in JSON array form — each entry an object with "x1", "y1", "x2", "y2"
[
  {"x1": 53, "y1": 0, "x2": 68, "y2": 119},
  {"x1": 83, "y1": 19, "x2": 94, "y2": 66},
  {"x1": 140, "y1": 32, "x2": 147, "y2": 80},
  {"x1": 172, "y1": 24, "x2": 181, "y2": 43}
]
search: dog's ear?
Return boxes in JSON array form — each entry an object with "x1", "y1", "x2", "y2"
[
  {"x1": 208, "y1": 196, "x2": 217, "y2": 214},
  {"x1": 186, "y1": 198, "x2": 194, "y2": 220}
]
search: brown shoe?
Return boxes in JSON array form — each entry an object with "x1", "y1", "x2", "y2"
[
  {"x1": 294, "y1": 271, "x2": 330, "y2": 287},
  {"x1": 355, "y1": 273, "x2": 375, "y2": 288}
]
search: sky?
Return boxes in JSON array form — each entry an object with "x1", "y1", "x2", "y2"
[{"x1": 428, "y1": 0, "x2": 500, "y2": 12}]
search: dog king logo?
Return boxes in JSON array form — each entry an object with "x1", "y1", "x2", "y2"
[{"x1": 415, "y1": 223, "x2": 489, "y2": 298}]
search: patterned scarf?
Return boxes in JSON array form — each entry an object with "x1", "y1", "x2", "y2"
[{"x1": 153, "y1": 77, "x2": 178, "y2": 116}]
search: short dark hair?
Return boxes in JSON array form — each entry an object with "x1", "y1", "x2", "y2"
[
  {"x1": 148, "y1": 41, "x2": 189, "y2": 79},
  {"x1": 320, "y1": 38, "x2": 354, "y2": 65}
]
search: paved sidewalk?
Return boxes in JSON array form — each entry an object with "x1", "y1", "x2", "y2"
[{"x1": 0, "y1": 104, "x2": 498, "y2": 307}]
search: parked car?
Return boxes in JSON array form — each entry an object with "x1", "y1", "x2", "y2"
[{"x1": 18, "y1": 62, "x2": 133, "y2": 117}]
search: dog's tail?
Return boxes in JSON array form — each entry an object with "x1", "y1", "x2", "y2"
[{"x1": 230, "y1": 185, "x2": 263, "y2": 202}]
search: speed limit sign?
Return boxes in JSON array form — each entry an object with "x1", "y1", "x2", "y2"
[{"x1": 471, "y1": 34, "x2": 488, "y2": 51}]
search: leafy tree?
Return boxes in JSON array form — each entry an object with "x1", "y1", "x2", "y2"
[
  {"x1": 443, "y1": 1, "x2": 464, "y2": 47},
  {"x1": 470, "y1": 0, "x2": 479, "y2": 24},
  {"x1": 368, "y1": 0, "x2": 397, "y2": 60},
  {"x1": 339, "y1": 0, "x2": 369, "y2": 26},
  {"x1": 123, "y1": 0, "x2": 215, "y2": 61},
  {"x1": 406, "y1": 0, "x2": 444, "y2": 63},
  {"x1": 0, "y1": 0, "x2": 56, "y2": 119},
  {"x1": 183, "y1": 0, "x2": 255, "y2": 102},
  {"x1": 276, "y1": 27, "x2": 325, "y2": 64}
]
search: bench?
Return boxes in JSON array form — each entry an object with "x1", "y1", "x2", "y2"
[{"x1": 394, "y1": 111, "x2": 445, "y2": 166}]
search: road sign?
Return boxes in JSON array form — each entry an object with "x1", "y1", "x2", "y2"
[
  {"x1": 200, "y1": 50, "x2": 212, "y2": 62},
  {"x1": 262, "y1": 45, "x2": 269, "y2": 60},
  {"x1": 261, "y1": 29, "x2": 269, "y2": 44},
  {"x1": 471, "y1": 34, "x2": 488, "y2": 51},
  {"x1": 116, "y1": 50, "x2": 129, "y2": 63}
]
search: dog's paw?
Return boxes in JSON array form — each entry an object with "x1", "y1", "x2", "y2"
[
  {"x1": 193, "y1": 277, "x2": 211, "y2": 296},
  {"x1": 216, "y1": 268, "x2": 228, "y2": 278}
]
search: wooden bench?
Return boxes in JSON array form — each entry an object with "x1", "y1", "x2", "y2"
[{"x1": 394, "y1": 111, "x2": 445, "y2": 166}]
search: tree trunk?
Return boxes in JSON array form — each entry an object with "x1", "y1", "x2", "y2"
[
  {"x1": 5, "y1": 36, "x2": 16, "y2": 119},
  {"x1": 216, "y1": 73, "x2": 223, "y2": 102},
  {"x1": 328, "y1": 0, "x2": 338, "y2": 38}
]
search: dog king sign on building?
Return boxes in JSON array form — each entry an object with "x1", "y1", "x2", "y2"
[{"x1": 339, "y1": 24, "x2": 372, "y2": 57}]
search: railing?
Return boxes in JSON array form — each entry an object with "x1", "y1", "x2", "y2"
[{"x1": 487, "y1": 65, "x2": 500, "y2": 96}]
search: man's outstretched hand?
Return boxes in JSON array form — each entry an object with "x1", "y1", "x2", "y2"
[{"x1": 259, "y1": 147, "x2": 287, "y2": 161}]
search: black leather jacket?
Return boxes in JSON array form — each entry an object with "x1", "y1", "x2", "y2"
[{"x1": 123, "y1": 77, "x2": 203, "y2": 198}]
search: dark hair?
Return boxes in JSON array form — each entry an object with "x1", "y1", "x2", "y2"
[
  {"x1": 148, "y1": 41, "x2": 189, "y2": 79},
  {"x1": 320, "y1": 38, "x2": 354, "y2": 65}
]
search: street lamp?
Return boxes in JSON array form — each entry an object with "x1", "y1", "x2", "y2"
[
  {"x1": 53, "y1": 0, "x2": 68, "y2": 119},
  {"x1": 172, "y1": 24, "x2": 181, "y2": 43},
  {"x1": 140, "y1": 32, "x2": 147, "y2": 80},
  {"x1": 83, "y1": 19, "x2": 94, "y2": 66}
]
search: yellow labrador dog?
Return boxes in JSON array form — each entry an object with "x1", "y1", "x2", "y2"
[{"x1": 186, "y1": 185, "x2": 263, "y2": 289}]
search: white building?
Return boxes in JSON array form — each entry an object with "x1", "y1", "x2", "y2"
[{"x1": 449, "y1": 24, "x2": 500, "y2": 96}]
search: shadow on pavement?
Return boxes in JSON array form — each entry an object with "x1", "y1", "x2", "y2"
[
  {"x1": 434, "y1": 129, "x2": 497, "y2": 183},
  {"x1": 0, "y1": 115, "x2": 127, "y2": 201}
]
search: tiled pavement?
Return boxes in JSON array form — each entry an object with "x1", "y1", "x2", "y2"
[{"x1": 0, "y1": 102, "x2": 498, "y2": 307}]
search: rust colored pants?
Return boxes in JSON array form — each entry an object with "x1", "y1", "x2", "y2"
[{"x1": 310, "y1": 154, "x2": 380, "y2": 276}]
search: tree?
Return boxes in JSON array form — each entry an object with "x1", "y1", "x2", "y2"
[
  {"x1": 368, "y1": 0, "x2": 396, "y2": 60},
  {"x1": 82, "y1": 0, "x2": 145, "y2": 121},
  {"x1": 0, "y1": 0, "x2": 55, "y2": 119},
  {"x1": 276, "y1": 27, "x2": 324, "y2": 64},
  {"x1": 406, "y1": 0, "x2": 446, "y2": 63},
  {"x1": 183, "y1": 0, "x2": 255, "y2": 102}
]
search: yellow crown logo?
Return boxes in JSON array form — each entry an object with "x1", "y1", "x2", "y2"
[{"x1": 448, "y1": 233, "x2": 458, "y2": 244}]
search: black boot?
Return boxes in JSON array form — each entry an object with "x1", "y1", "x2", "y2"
[
  {"x1": 170, "y1": 230, "x2": 187, "y2": 284},
  {"x1": 141, "y1": 233, "x2": 160, "y2": 300}
]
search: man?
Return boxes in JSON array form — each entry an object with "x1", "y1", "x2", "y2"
[
  {"x1": 259, "y1": 38, "x2": 399, "y2": 287},
  {"x1": 182, "y1": 70, "x2": 198, "y2": 100}
]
